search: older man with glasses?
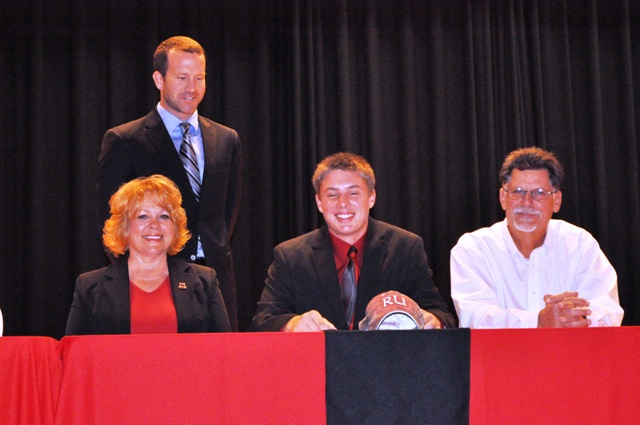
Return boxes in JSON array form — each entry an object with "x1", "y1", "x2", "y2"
[{"x1": 451, "y1": 147, "x2": 623, "y2": 328}]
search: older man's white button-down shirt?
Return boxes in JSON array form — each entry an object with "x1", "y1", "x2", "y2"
[{"x1": 451, "y1": 219, "x2": 623, "y2": 328}]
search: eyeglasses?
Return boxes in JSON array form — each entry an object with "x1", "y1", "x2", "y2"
[{"x1": 502, "y1": 187, "x2": 558, "y2": 201}]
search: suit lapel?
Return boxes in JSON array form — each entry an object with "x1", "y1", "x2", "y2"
[
  {"x1": 143, "y1": 110, "x2": 184, "y2": 172},
  {"x1": 144, "y1": 109, "x2": 200, "y2": 210},
  {"x1": 356, "y1": 218, "x2": 389, "y2": 316},
  {"x1": 102, "y1": 257, "x2": 133, "y2": 330},
  {"x1": 198, "y1": 117, "x2": 217, "y2": 205},
  {"x1": 167, "y1": 256, "x2": 196, "y2": 331},
  {"x1": 103, "y1": 256, "x2": 195, "y2": 333},
  {"x1": 310, "y1": 227, "x2": 345, "y2": 324}
]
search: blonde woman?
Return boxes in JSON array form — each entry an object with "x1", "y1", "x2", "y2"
[{"x1": 66, "y1": 175, "x2": 230, "y2": 335}]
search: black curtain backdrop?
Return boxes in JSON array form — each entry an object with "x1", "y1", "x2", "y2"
[{"x1": 1, "y1": 0, "x2": 639, "y2": 337}]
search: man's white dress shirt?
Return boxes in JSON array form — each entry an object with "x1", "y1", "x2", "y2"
[{"x1": 451, "y1": 219, "x2": 623, "y2": 328}]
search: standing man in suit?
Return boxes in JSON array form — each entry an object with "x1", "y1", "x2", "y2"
[
  {"x1": 251, "y1": 152, "x2": 454, "y2": 331},
  {"x1": 96, "y1": 36, "x2": 242, "y2": 329}
]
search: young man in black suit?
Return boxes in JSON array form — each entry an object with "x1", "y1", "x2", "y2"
[
  {"x1": 251, "y1": 152, "x2": 454, "y2": 331},
  {"x1": 96, "y1": 36, "x2": 242, "y2": 329}
]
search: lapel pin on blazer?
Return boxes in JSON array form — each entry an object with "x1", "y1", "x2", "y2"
[{"x1": 178, "y1": 282, "x2": 187, "y2": 289}]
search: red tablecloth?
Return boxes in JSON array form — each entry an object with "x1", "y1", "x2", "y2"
[
  {"x1": 0, "y1": 337, "x2": 61, "y2": 425},
  {"x1": 470, "y1": 327, "x2": 640, "y2": 424},
  {"x1": 54, "y1": 333, "x2": 326, "y2": 425},
  {"x1": 4, "y1": 328, "x2": 640, "y2": 424}
]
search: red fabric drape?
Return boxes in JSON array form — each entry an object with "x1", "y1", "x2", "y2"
[
  {"x1": 0, "y1": 337, "x2": 61, "y2": 425},
  {"x1": 470, "y1": 327, "x2": 640, "y2": 424},
  {"x1": 55, "y1": 333, "x2": 326, "y2": 425}
]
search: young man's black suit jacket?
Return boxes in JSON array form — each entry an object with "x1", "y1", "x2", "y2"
[
  {"x1": 96, "y1": 108, "x2": 242, "y2": 329},
  {"x1": 251, "y1": 217, "x2": 455, "y2": 331},
  {"x1": 65, "y1": 255, "x2": 231, "y2": 335}
]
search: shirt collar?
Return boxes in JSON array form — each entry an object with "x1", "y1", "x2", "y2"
[
  {"x1": 156, "y1": 103, "x2": 200, "y2": 134},
  {"x1": 502, "y1": 217, "x2": 551, "y2": 260},
  {"x1": 329, "y1": 232, "x2": 366, "y2": 264}
]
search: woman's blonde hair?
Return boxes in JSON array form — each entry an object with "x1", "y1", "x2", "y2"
[{"x1": 103, "y1": 175, "x2": 190, "y2": 257}]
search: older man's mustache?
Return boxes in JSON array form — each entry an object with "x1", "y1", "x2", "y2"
[{"x1": 513, "y1": 207, "x2": 541, "y2": 216}]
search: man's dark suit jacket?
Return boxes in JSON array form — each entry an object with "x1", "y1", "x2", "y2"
[
  {"x1": 251, "y1": 218, "x2": 455, "y2": 331},
  {"x1": 96, "y1": 108, "x2": 242, "y2": 329},
  {"x1": 65, "y1": 254, "x2": 231, "y2": 335}
]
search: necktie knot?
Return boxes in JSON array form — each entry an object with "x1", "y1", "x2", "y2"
[
  {"x1": 180, "y1": 122, "x2": 191, "y2": 135},
  {"x1": 348, "y1": 246, "x2": 357, "y2": 260}
]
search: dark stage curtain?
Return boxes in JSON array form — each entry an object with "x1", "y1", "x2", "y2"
[{"x1": 1, "y1": 0, "x2": 639, "y2": 337}]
